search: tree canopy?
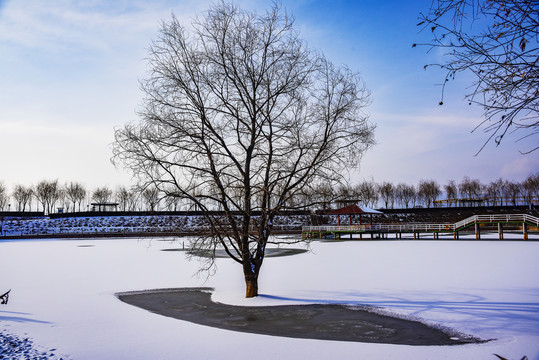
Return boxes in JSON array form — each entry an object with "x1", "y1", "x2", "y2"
[
  {"x1": 417, "y1": 0, "x2": 538, "y2": 153},
  {"x1": 113, "y1": 2, "x2": 374, "y2": 297}
]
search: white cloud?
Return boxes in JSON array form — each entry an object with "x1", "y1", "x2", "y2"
[
  {"x1": 0, "y1": 0, "x2": 217, "y2": 188},
  {"x1": 0, "y1": 0, "x2": 536, "y2": 191},
  {"x1": 354, "y1": 105, "x2": 537, "y2": 186},
  {"x1": 1, "y1": 1, "x2": 176, "y2": 49}
]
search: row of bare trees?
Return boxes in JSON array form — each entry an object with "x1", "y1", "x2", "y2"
[
  {"x1": 297, "y1": 174, "x2": 539, "y2": 210},
  {"x1": 305, "y1": 178, "x2": 442, "y2": 209},
  {"x1": 0, "y1": 180, "x2": 174, "y2": 214},
  {"x1": 0, "y1": 174, "x2": 537, "y2": 213},
  {"x1": 443, "y1": 175, "x2": 539, "y2": 207}
]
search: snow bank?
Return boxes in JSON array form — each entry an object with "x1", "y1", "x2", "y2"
[
  {"x1": 1, "y1": 233, "x2": 538, "y2": 360},
  {"x1": 1, "y1": 215, "x2": 308, "y2": 236}
]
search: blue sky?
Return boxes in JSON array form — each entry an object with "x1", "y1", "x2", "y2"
[{"x1": 0, "y1": 0, "x2": 537, "y2": 191}]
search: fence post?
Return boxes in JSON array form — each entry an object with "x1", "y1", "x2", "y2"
[
  {"x1": 475, "y1": 223, "x2": 481, "y2": 240},
  {"x1": 523, "y1": 222, "x2": 528, "y2": 240},
  {"x1": 498, "y1": 223, "x2": 504, "y2": 240}
]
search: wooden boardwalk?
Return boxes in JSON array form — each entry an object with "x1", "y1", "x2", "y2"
[{"x1": 302, "y1": 214, "x2": 539, "y2": 240}]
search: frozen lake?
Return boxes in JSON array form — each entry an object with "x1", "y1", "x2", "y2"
[{"x1": 1, "y1": 233, "x2": 538, "y2": 359}]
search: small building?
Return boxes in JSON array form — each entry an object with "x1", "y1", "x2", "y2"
[
  {"x1": 327, "y1": 203, "x2": 383, "y2": 225},
  {"x1": 90, "y1": 202, "x2": 119, "y2": 212}
]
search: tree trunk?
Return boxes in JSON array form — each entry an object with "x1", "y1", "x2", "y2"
[{"x1": 244, "y1": 272, "x2": 258, "y2": 298}]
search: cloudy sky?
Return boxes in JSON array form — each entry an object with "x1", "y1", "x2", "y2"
[{"x1": 1, "y1": 0, "x2": 537, "y2": 191}]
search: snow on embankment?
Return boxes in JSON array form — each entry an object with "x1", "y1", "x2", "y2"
[{"x1": 1, "y1": 214, "x2": 309, "y2": 237}]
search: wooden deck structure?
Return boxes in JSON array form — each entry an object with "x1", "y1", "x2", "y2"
[{"x1": 302, "y1": 214, "x2": 539, "y2": 240}]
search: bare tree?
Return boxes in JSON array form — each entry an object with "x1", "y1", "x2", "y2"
[
  {"x1": 164, "y1": 190, "x2": 182, "y2": 211},
  {"x1": 396, "y1": 183, "x2": 416, "y2": 209},
  {"x1": 311, "y1": 183, "x2": 337, "y2": 211},
  {"x1": 336, "y1": 184, "x2": 353, "y2": 201},
  {"x1": 113, "y1": 3, "x2": 374, "y2": 297},
  {"x1": 417, "y1": 179, "x2": 441, "y2": 208},
  {"x1": 505, "y1": 180, "x2": 521, "y2": 205},
  {"x1": 416, "y1": 0, "x2": 539, "y2": 153},
  {"x1": 458, "y1": 176, "x2": 483, "y2": 200},
  {"x1": 355, "y1": 180, "x2": 379, "y2": 208},
  {"x1": 142, "y1": 187, "x2": 160, "y2": 212},
  {"x1": 0, "y1": 182, "x2": 8, "y2": 211},
  {"x1": 289, "y1": 184, "x2": 322, "y2": 211},
  {"x1": 65, "y1": 182, "x2": 87, "y2": 212},
  {"x1": 378, "y1": 181, "x2": 395, "y2": 209},
  {"x1": 522, "y1": 173, "x2": 539, "y2": 205},
  {"x1": 116, "y1": 186, "x2": 137, "y2": 211},
  {"x1": 92, "y1": 187, "x2": 113, "y2": 203},
  {"x1": 12, "y1": 185, "x2": 33, "y2": 212},
  {"x1": 444, "y1": 180, "x2": 458, "y2": 207},
  {"x1": 34, "y1": 180, "x2": 61, "y2": 214},
  {"x1": 485, "y1": 177, "x2": 507, "y2": 205}
]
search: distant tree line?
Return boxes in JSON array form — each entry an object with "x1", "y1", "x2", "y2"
[
  {"x1": 0, "y1": 174, "x2": 537, "y2": 214},
  {"x1": 343, "y1": 174, "x2": 539, "y2": 209},
  {"x1": 0, "y1": 180, "x2": 159, "y2": 214}
]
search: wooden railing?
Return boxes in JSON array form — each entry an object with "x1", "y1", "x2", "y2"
[
  {"x1": 454, "y1": 214, "x2": 539, "y2": 230},
  {"x1": 303, "y1": 214, "x2": 539, "y2": 235},
  {"x1": 303, "y1": 223, "x2": 454, "y2": 233}
]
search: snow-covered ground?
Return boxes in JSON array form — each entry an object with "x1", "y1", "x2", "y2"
[
  {"x1": 1, "y1": 215, "x2": 307, "y2": 236},
  {"x1": 1, "y1": 233, "x2": 538, "y2": 360}
]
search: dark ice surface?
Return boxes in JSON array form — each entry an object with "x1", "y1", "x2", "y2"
[{"x1": 118, "y1": 288, "x2": 485, "y2": 345}]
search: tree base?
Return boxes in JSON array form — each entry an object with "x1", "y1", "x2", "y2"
[{"x1": 245, "y1": 278, "x2": 258, "y2": 298}]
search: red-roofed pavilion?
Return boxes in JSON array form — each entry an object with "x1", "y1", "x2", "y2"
[{"x1": 328, "y1": 204, "x2": 383, "y2": 226}]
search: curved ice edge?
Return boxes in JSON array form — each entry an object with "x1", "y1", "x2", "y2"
[
  {"x1": 116, "y1": 287, "x2": 489, "y2": 345},
  {"x1": 342, "y1": 303, "x2": 492, "y2": 345}
]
